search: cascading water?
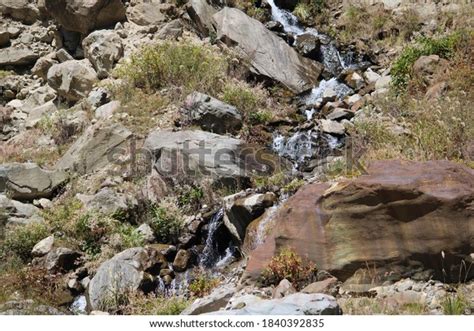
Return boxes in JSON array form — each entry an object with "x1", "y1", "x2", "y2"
[
  {"x1": 266, "y1": 0, "x2": 304, "y2": 35},
  {"x1": 199, "y1": 208, "x2": 225, "y2": 267},
  {"x1": 267, "y1": 2, "x2": 358, "y2": 171}
]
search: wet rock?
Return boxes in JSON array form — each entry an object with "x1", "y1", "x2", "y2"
[
  {"x1": 209, "y1": 293, "x2": 341, "y2": 315},
  {"x1": 186, "y1": 0, "x2": 217, "y2": 37},
  {"x1": 87, "y1": 247, "x2": 163, "y2": 311},
  {"x1": 213, "y1": 8, "x2": 322, "y2": 94},
  {"x1": 0, "y1": 47, "x2": 39, "y2": 66},
  {"x1": 44, "y1": 0, "x2": 126, "y2": 34},
  {"x1": 265, "y1": 21, "x2": 284, "y2": 33},
  {"x1": 182, "y1": 284, "x2": 235, "y2": 315},
  {"x1": 294, "y1": 33, "x2": 320, "y2": 60},
  {"x1": 0, "y1": 163, "x2": 68, "y2": 201},
  {"x1": 47, "y1": 60, "x2": 98, "y2": 102},
  {"x1": 245, "y1": 160, "x2": 474, "y2": 282},
  {"x1": 45, "y1": 247, "x2": 81, "y2": 272},
  {"x1": 172, "y1": 249, "x2": 191, "y2": 272},
  {"x1": 274, "y1": 0, "x2": 298, "y2": 11},
  {"x1": 224, "y1": 192, "x2": 277, "y2": 243},
  {"x1": 32, "y1": 235, "x2": 54, "y2": 257},
  {"x1": 55, "y1": 122, "x2": 132, "y2": 174},
  {"x1": 184, "y1": 92, "x2": 242, "y2": 134}
]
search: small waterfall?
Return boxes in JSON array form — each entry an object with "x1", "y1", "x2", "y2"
[
  {"x1": 267, "y1": 0, "x2": 304, "y2": 35},
  {"x1": 305, "y1": 78, "x2": 353, "y2": 105}
]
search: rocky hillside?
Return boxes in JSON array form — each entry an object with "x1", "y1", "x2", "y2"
[{"x1": 0, "y1": 0, "x2": 472, "y2": 315}]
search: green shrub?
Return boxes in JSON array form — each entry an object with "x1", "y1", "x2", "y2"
[
  {"x1": 1, "y1": 223, "x2": 49, "y2": 261},
  {"x1": 188, "y1": 271, "x2": 220, "y2": 298},
  {"x1": 0, "y1": 70, "x2": 13, "y2": 79},
  {"x1": 261, "y1": 247, "x2": 317, "y2": 289},
  {"x1": 177, "y1": 185, "x2": 204, "y2": 212},
  {"x1": 114, "y1": 224, "x2": 145, "y2": 250},
  {"x1": 149, "y1": 199, "x2": 183, "y2": 244},
  {"x1": 391, "y1": 32, "x2": 463, "y2": 90},
  {"x1": 442, "y1": 294, "x2": 467, "y2": 315},
  {"x1": 115, "y1": 41, "x2": 228, "y2": 95}
]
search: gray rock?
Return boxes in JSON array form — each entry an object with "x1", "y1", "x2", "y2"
[
  {"x1": 273, "y1": 279, "x2": 297, "y2": 299},
  {"x1": 32, "y1": 55, "x2": 58, "y2": 81},
  {"x1": 0, "y1": 163, "x2": 68, "y2": 201},
  {"x1": 0, "y1": 47, "x2": 39, "y2": 66},
  {"x1": 55, "y1": 49, "x2": 74, "y2": 63},
  {"x1": 320, "y1": 119, "x2": 345, "y2": 135},
  {"x1": 0, "y1": 30, "x2": 10, "y2": 47},
  {"x1": 143, "y1": 129, "x2": 248, "y2": 186},
  {"x1": 375, "y1": 75, "x2": 391, "y2": 90},
  {"x1": 364, "y1": 68, "x2": 381, "y2": 84},
  {"x1": 172, "y1": 249, "x2": 191, "y2": 272},
  {"x1": 209, "y1": 293, "x2": 342, "y2": 315},
  {"x1": 156, "y1": 19, "x2": 183, "y2": 40},
  {"x1": 44, "y1": 0, "x2": 126, "y2": 34},
  {"x1": 186, "y1": 0, "x2": 217, "y2": 37},
  {"x1": 184, "y1": 92, "x2": 242, "y2": 134},
  {"x1": 55, "y1": 122, "x2": 132, "y2": 174},
  {"x1": 326, "y1": 108, "x2": 353, "y2": 121},
  {"x1": 32, "y1": 235, "x2": 54, "y2": 257},
  {"x1": 127, "y1": 2, "x2": 167, "y2": 26},
  {"x1": 182, "y1": 285, "x2": 235, "y2": 315},
  {"x1": 224, "y1": 192, "x2": 276, "y2": 243},
  {"x1": 0, "y1": 0, "x2": 40, "y2": 24},
  {"x1": 45, "y1": 247, "x2": 81, "y2": 272},
  {"x1": 0, "y1": 299, "x2": 63, "y2": 315},
  {"x1": 94, "y1": 100, "x2": 120, "y2": 119},
  {"x1": 82, "y1": 30, "x2": 123, "y2": 79},
  {"x1": 135, "y1": 223, "x2": 155, "y2": 243},
  {"x1": 47, "y1": 60, "x2": 98, "y2": 102},
  {"x1": 0, "y1": 194, "x2": 41, "y2": 227},
  {"x1": 76, "y1": 187, "x2": 136, "y2": 216},
  {"x1": 212, "y1": 8, "x2": 322, "y2": 93},
  {"x1": 294, "y1": 33, "x2": 320, "y2": 59},
  {"x1": 87, "y1": 247, "x2": 162, "y2": 311}
]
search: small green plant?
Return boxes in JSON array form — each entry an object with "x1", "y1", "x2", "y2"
[
  {"x1": 188, "y1": 271, "x2": 220, "y2": 298},
  {"x1": 391, "y1": 32, "x2": 463, "y2": 90},
  {"x1": 1, "y1": 223, "x2": 49, "y2": 261},
  {"x1": 177, "y1": 185, "x2": 204, "y2": 212},
  {"x1": 124, "y1": 293, "x2": 191, "y2": 315},
  {"x1": 248, "y1": 110, "x2": 273, "y2": 125},
  {"x1": 115, "y1": 41, "x2": 228, "y2": 95},
  {"x1": 114, "y1": 224, "x2": 145, "y2": 250},
  {"x1": 261, "y1": 247, "x2": 317, "y2": 289},
  {"x1": 0, "y1": 70, "x2": 13, "y2": 79},
  {"x1": 149, "y1": 199, "x2": 183, "y2": 244},
  {"x1": 442, "y1": 294, "x2": 467, "y2": 315},
  {"x1": 282, "y1": 178, "x2": 305, "y2": 193}
]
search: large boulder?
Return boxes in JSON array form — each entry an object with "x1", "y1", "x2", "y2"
[
  {"x1": 0, "y1": 47, "x2": 39, "y2": 67},
  {"x1": 184, "y1": 92, "x2": 242, "y2": 134},
  {"x1": 82, "y1": 30, "x2": 123, "y2": 79},
  {"x1": 47, "y1": 60, "x2": 98, "y2": 102},
  {"x1": 143, "y1": 129, "x2": 244, "y2": 187},
  {"x1": 44, "y1": 0, "x2": 126, "y2": 34},
  {"x1": 182, "y1": 284, "x2": 235, "y2": 315},
  {"x1": 126, "y1": 1, "x2": 167, "y2": 26},
  {"x1": 186, "y1": 0, "x2": 217, "y2": 37},
  {"x1": 87, "y1": 247, "x2": 164, "y2": 311},
  {"x1": 245, "y1": 160, "x2": 474, "y2": 282},
  {"x1": 55, "y1": 122, "x2": 132, "y2": 174},
  {"x1": 207, "y1": 293, "x2": 341, "y2": 315},
  {"x1": 223, "y1": 192, "x2": 277, "y2": 243},
  {"x1": 212, "y1": 8, "x2": 322, "y2": 94},
  {"x1": 0, "y1": 0, "x2": 40, "y2": 24},
  {"x1": 0, "y1": 163, "x2": 68, "y2": 201}
]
